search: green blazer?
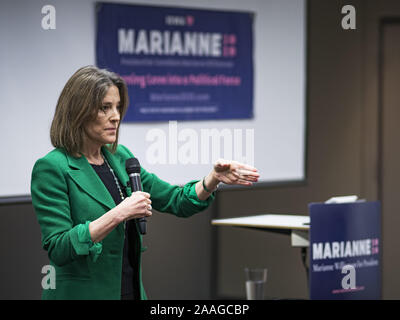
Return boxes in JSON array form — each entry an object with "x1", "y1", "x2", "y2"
[{"x1": 31, "y1": 144, "x2": 215, "y2": 300}]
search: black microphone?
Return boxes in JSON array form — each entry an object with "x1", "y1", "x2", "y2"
[{"x1": 125, "y1": 158, "x2": 147, "y2": 235}]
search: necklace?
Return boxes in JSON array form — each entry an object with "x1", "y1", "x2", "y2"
[{"x1": 102, "y1": 153, "x2": 125, "y2": 201}]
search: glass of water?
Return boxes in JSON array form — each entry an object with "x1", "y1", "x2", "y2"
[{"x1": 244, "y1": 267, "x2": 267, "y2": 300}]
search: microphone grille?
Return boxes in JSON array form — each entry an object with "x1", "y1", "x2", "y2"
[{"x1": 126, "y1": 158, "x2": 141, "y2": 174}]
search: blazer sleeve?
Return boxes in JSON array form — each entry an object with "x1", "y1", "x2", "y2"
[
  {"x1": 119, "y1": 145, "x2": 215, "y2": 217},
  {"x1": 31, "y1": 156, "x2": 102, "y2": 267}
]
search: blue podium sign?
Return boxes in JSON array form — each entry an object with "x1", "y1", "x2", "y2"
[{"x1": 309, "y1": 201, "x2": 381, "y2": 299}]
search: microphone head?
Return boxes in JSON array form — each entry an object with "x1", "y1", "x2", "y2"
[{"x1": 126, "y1": 158, "x2": 141, "y2": 174}]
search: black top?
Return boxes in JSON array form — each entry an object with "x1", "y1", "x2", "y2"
[{"x1": 91, "y1": 162, "x2": 140, "y2": 300}]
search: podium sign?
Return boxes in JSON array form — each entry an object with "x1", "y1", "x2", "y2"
[{"x1": 309, "y1": 201, "x2": 381, "y2": 299}]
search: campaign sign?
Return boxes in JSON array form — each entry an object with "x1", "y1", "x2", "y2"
[
  {"x1": 309, "y1": 201, "x2": 381, "y2": 299},
  {"x1": 96, "y1": 3, "x2": 254, "y2": 122}
]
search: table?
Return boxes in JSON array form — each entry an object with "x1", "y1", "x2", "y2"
[
  {"x1": 211, "y1": 214, "x2": 311, "y2": 286},
  {"x1": 211, "y1": 214, "x2": 310, "y2": 247}
]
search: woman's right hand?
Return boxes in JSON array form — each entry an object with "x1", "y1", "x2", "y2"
[
  {"x1": 116, "y1": 191, "x2": 152, "y2": 221},
  {"x1": 89, "y1": 192, "x2": 152, "y2": 243}
]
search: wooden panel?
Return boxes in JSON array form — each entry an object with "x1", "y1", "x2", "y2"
[{"x1": 380, "y1": 23, "x2": 400, "y2": 299}]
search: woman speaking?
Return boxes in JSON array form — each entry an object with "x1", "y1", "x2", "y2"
[{"x1": 31, "y1": 66, "x2": 259, "y2": 300}]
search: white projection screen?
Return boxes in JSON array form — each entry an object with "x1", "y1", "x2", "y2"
[{"x1": 0, "y1": 0, "x2": 306, "y2": 198}]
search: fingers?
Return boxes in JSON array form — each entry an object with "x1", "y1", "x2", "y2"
[
  {"x1": 215, "y1": 158, "x2": 230, "y2": 167},
  {"x1": 129, "y1": 191, "x2": 153, "y2": 217},
  {"x1": 238, "y1": 164, "x2": 258, "y2": 172},
  {"x1": 215, "y1": 159, "x2": 259, "y2": 176},
  {"x1": 134, "y1": 191, "x2": 150, "y2": 198},
  {"x1": 142, "y1": 197, "x2": 152, "y2": 216},
  {"x1": 236, "y1": 171, "x2": 259, "y2": 182},
  {"x1": 231, "y1": 159, "x2": 257, "y2": 171},
  {"x1": 131, "y1": 192, "x2": 152, "y2": 205},
  {"x1": 145, "y1": 198, "x2": 152, "y2": 211},
  {"x1": 236, "y1": 168, "x2": 259, "y2": 176},
  {"x1": 217, "y1": 166, "x2": 259, "y2": 185},
  {"x1": 215, "y1": 161, "x2": 258, "y2": 182},
  {"x1": 232, "y1": 167, "x2": 259, "y2": 182},
  {"x1": 219, "y1": 172, "x2": 254, "y2": 186},
  {"x1": 143, "y1": 202, "x2": 152, "y2": 217}
]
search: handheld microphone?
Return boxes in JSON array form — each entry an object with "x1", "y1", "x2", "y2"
[{"x1": 125, "y1": 158, "x2": 146, "y2": 235}]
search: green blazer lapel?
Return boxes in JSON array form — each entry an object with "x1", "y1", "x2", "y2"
[
  {"x1": 102, "y1": 146, "x2": 132, "y2": 196},
  {"x1": 66, "y1": 152, "x2": 116, "y2": 210}
]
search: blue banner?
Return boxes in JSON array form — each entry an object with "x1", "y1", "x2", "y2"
[
  {"x1": 96, "y1": 3, "x2": 254, "y2": 122},
  {"x1": 309, "y1": 201, "x2": 381, "y2": 300}
]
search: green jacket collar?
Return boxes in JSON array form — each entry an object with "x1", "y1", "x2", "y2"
[{"x1": 65, "y1": 146, "x2": 130, "y2": 210}]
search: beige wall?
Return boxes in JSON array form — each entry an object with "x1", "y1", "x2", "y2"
[
  {"x1": 216, "y1": 0, "x2": 400, "y2": 299},
  {"x1": 1, "y1": 0, "x2": 400, "y2": 300}
]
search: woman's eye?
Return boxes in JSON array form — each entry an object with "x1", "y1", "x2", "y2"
[{"x1": 100, "y1": 105, "x2": 110, "y2": 112}]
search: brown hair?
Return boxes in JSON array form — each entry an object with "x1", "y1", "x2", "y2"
[{"x1": 50, "y1": 66, "x2": 128, "y2": 156}]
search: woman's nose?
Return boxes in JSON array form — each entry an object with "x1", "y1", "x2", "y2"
[{"x1": 110, "y1": 106, "x2": 120, "y2": 121}]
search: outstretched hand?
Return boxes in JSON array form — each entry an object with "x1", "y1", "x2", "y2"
[{"x1": 212, "y1": 159, "x2": 259, "y2": 186}]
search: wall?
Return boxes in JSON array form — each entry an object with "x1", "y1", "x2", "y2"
[
  {"x1": 2, "y1": 0, "x2": 400, "y2": 300},
  {"x1": 0, "y1": 0, "x2": 306, "y2": 196},
  {"x1": 216, "y1": 0, "x2": 400, "y2": 300},
  {"x1": 0, "y1": 202, "x2": 47, "y2": 299},
  {"x1": 215, "y1": 0, "x2": 365, "y2": 299},
  {"x1": 362, "y1": 0, "x2": 400, "y2": 300}
]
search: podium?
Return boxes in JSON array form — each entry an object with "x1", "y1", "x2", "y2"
[
  {"x1": 211, "y1": 214, "x2": 310, "y2": 247},
  {"x1": 309, "y1": 201, "x2": 381, "y2": 299},
  {"x1": 211, "y1": 213, "x2": 311, "y2": 297},
  {"x1": 211, "y1": 200, "x2": 381, "y2": 300}
]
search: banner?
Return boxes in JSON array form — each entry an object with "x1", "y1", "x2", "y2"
[
  {"x1": 96, "y1": 2, "x2": 254, "y2": 122},
  {"x1": 309, "y1": 201, "x2": 381, "y2": 300}
]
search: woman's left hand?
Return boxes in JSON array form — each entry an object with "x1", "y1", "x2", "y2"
[{"x1": 211, "y1": 159, "x2": 259, "y2": 186}]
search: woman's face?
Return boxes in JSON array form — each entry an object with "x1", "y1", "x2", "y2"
[{"x1": 84, "y1": 85, "x2": 121, "y2": 149}]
